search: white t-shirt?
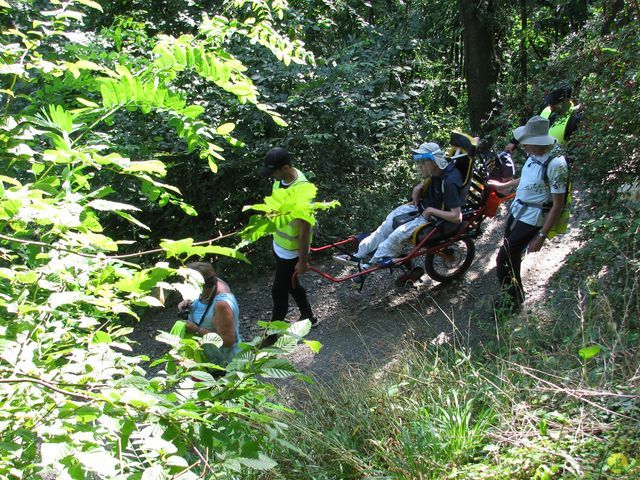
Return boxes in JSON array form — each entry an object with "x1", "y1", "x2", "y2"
[
  {"x1": 510, "y1": 153, "x2": 568, "y2": 227},
  {"x1": 273, "y1": 240, "x2": 299, "y2": 260}
]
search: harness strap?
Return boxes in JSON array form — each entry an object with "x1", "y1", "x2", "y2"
[
  {"x1": 508, "y1": 156, "x2": 556, "y2": 231},
  {"x1": 194, "y1": 283, "x2": 218, "y2": 326},
  {"x1": 509, "y1": 198, "x2": 552, "y2": 231}
]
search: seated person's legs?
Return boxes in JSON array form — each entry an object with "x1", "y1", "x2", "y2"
[
  {"x1": 370, "y1": 215, "x2": 427, "y2": 263},
  {"x1": 355, "y1": 204, "x2": 418, "y2": 258},
  {"x1": 335, "y1": 204, "x2": 419, "y2": 266}
]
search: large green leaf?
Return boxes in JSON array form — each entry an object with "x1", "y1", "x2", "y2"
[
  {"x1": 116, "y1": 266, "x2": 174, "y2": 293},
  {"x1": 260, "y1": 358, "x2": 298, "y2": 378},
  {"x1": 160, "y1": 238, "x2": 248, "y2": 263},
  {"x1": 578, "y1": 345, "x2": 602, "y2": 361}
]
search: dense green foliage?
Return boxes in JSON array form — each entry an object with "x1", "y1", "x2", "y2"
[
  {"x1": 0, "y1": 0, "x2": 638, "y2": 478},
  {"x1": 79, "y1": 0, "x2": 639, "y2": 262},
  {"x1": 0, "y1": 0, "x2": 330, "y2": 477}
]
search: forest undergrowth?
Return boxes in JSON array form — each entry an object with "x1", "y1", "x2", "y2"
[{"x1": 257, "y1": 201, "x2": 640, "y2": 479}]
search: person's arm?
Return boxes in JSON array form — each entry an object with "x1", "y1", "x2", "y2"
[
  {"x1": 422, "y1": 205, "x2": 462, "y2": 224},
  {"x1": 295, "y1": 219, "x2": 312, "y2": 275},
  {"x1": 184, "y1": 320, "x2": 210, "y2": 336},
  {"x1": 564, "y1": 110, "x2": 583, "y2": 141},
  {"x1": 213, "y1": 301, "x2": 236, "y2": 348},
  {"x1": 410, "y1": 182, "x2": 424, "y2": 206},
  {"x1": 421, "y1": 179, "x2": 466, "y2": 224},
  {"x1": 527, "y1": 193, "x2": 564, "y2": 252},
  {"x1": 488, "y1": 177, "x2": 520, "y2": 194},
  {"x1": 177, "y1": 299, "x2": 192, "y2": 314}
]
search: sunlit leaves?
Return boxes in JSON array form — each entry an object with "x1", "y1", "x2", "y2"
[
  {"x1": 216, "y1": 122, "x2": 236, "y2": 135},
  {"x1": 74, "y1": 0, "x2": 103, "y2": 12},
  {"x1": 43, "y1": 104, "x2": 75, "y2": 134},
  {"x1": 92, "y1": 331, "x2": 112, "y2": 343},
  {"x1": 260, "y1": 358, "x2": 298, "y2": 378},
  {"x1": 160, "y1": 238, "x2": 249, "y2": 263},
  {"x1": 153, "y1": 36, "x2": 260, "y2": 103},
  {"x1": 303, "y1": 339, "x2": 322, "y2": 353},
  {"x1": 242, "y1": 183, "x2": 339, "y2": 242},
  {"x1": 116, "y1": 266, "x2": 174, "y2": 293},
  {"x1": 0, "y1": 0, "x2": 322, "y2": 477},
  {"x1": 48, "y1": 291, "x2": 84, "y2": 308},
  {"x1": 578, "y1": 345, "x2": 601, "y2": 361}
]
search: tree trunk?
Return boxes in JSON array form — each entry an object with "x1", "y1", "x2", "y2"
[{"x1": 457, "y1": 0, "x2": 498, "y2": 133}]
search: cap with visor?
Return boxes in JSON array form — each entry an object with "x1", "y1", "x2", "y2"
[
  {"x1": 259, "y1": 147, "x2": 292, "y2": 177},
  {"x1": 411, "y1": 142, "x2": 447, "y2": 169}
]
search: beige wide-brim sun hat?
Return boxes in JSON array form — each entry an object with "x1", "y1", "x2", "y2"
[{"x1": 514, "y1": 115, "x2": 557, "y2": 146}]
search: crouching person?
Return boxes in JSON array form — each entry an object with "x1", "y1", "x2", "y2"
[{"x1": 173, "y1": 262, "x2": 241, "y2": 368}]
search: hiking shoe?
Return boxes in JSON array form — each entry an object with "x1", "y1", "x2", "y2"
[
  {"x1": 373, "y1": 257, "x2": 394, "y2": 267},
  {"x1": 333, "y1": 253, "x2": 363, "y2": 266},
  {"x1": 298, "y1": 315, "x2": 319, "y2": 328},
  {"x1": 352, "y1": 270, "x2": 369, "y2": 284}
]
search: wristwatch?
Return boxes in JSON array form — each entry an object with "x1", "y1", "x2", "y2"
[{"x1": 537, "y1": 231, "x2": 547, "y2": 239}]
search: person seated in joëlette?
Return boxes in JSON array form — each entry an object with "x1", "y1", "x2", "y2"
[{"x1": 334, "y1": 142, "x2": 464, "y2": 268}]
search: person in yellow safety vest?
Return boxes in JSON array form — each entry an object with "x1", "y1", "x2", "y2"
[
  {"x1": 505, "y1": 83, "x2": 582, "y2": 154},
  {"x1": 259, "y1": 147, "x2": 317, "y2": 346}
]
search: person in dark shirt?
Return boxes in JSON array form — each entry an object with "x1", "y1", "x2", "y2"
[
  {"x1": 506, "y1": 83, "x2": 582, "y2": 153},
  {"x1": 334, "y1": 142, "x2": 465, "y2": 267}
]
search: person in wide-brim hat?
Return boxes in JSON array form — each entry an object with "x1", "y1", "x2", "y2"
[
  {"x1": 513, "y1": 115, "x2": 556, "y2": 146},
  {"x1": 488, "y1": 114, "x2": 568, "y2": 315}
]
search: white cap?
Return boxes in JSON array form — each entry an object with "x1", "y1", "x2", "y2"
[{"x1": 412, "y1": 142, "x2": 447, "y2": 169}]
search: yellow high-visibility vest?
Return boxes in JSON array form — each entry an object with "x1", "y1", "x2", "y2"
[
  {"x1": 540, "y1": 102, "x2": 578, "y2": 144},
  {"x1": 272, "y1": 169, "x2": 314, "y2": 252}
]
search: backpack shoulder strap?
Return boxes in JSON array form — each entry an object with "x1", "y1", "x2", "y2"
[{"x1": 541, "y1": 156, "x2": 554, "y2": 185}]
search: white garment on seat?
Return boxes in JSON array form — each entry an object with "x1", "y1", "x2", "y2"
[
  {"x1": 355, "y1": 204, "x2": 427, "y2": 262},
  {"x1": 370, "y1": 215, "x2": 427, "y2": 263}
]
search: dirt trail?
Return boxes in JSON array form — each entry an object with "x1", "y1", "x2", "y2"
[{"x1": 130, "y1": 201, "x2": 584, "y2": 384}]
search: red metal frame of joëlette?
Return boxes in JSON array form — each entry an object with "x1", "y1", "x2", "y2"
[
  {"x1": 291, "y1": 187, "x2": 514, "y2": 285},
  {"x1": 303, "y1": 210, "x2": 482, "y2": 284},
  {"x1": 292, "y1": 187, "x2": 515, "y2": 286}
]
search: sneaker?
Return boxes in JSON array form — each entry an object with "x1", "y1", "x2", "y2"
[
  {"x1": 298, "y1": 315, "x2": 319, "y2": 328},
  {"x1": 372, "y1": 257, "x2": 394, "y2": 267},
  {"x1": 333, "y1": 253, "x2": 363, "y2": 267}
]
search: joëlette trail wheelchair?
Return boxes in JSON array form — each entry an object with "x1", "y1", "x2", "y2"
[{"x1": 303, "y1": 133, "x2": 515, "y2": 288}]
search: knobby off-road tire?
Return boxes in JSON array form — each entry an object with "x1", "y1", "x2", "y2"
[{"x1": 424, "y1": 238, "x2": 475, "y2": 283}]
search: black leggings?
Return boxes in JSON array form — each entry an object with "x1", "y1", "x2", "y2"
[
  {"x1": 271, "y1": 252, "x2": 314, "y2": 321},
  {"x1": 496, "y1": 216, "x2": 540, "y2": 303}
]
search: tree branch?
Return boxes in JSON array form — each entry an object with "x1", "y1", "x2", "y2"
[
  {"x1": 0, "y1": 376, "x2": 94, "y2": 401},
  {"x1": 0, "y1": 231, "x2": 239, "y2": 260}
]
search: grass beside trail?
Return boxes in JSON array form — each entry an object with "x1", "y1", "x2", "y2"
[{"x1": 256, "y1": 203, "x2": 639, "y2": 479}]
